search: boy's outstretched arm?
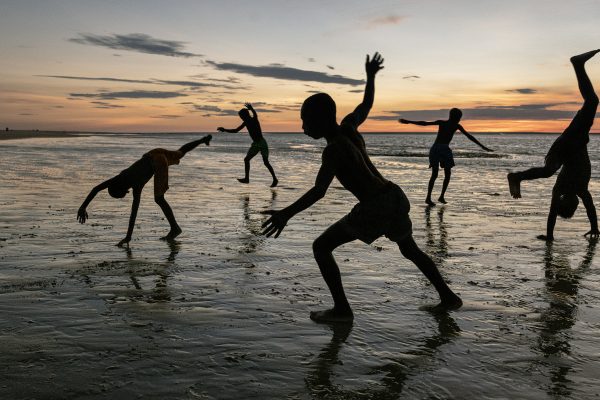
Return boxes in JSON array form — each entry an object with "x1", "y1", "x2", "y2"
[
  {"x1": 458, "y1": 125, "x2": 493, "y2": 152},
  {"x1": 178, "y1": 135, "x2": 212, "y2": 155},
  {"x1": 538, "y1": 193, "x2": 559, "y2": 241},
  {"x1": 262, "y1": 151, "x2": 335, "y2": 238},
  {"x1": 580, "y1": 190, "x2": 599, "y2": 238},
  {"x1": 117, "y1": 187, "x2": 142, "y2": 247},
  {"x1": 77, "y1": 177, "x2": 116, "y2": 223},
  {"x1": 217, "y1": 123, "x2": 246, "y2": 133},
  {"x1": 342, "y1": 53, "x2": 384, "y2": 128},
  {"x1": 399, "y1": 119, "x2": 440, "y2": 126}
]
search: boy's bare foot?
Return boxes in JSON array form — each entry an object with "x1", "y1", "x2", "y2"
[
  {"x1": 438, "y1": 196, "x2": 447, "y2": 204},
  {"x1": 237, "y1": 178, "x2": 249, "y2": 184},
  {"x1": 420, "y1": 295, "x2": 463, "y2": 313},
  {"x1": 426, "y1": 198, "x2": 436, "y2": 206},
  {"x1": 507, "y1": 173, "x2": 521, "y2": 198},
  {"x1": 310, "y1": 308, "x2": 354, "y2": 323},
  {"x1": 570, "y1": 49, "x2": 600, "y2": 65},
  {"x1": 270, "y1": 178, "x2": 278, "y2": 188},
  {"x1": 160, "y1": 227, "x2": 182, "y2": 241}
]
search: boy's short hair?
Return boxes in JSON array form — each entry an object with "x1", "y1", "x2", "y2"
[
  {"x1": 449, "y1": 108, "x2": 463, "y2": 120},
  {"x1": 108, "y1": 176, "x2": 129, "y2": 198},
  {"x1": 302, "y1": 93, "x2": 337, "y2": 122},
  {"x1": 557, "y1": 193, "x2": 579, "y2": 219}
]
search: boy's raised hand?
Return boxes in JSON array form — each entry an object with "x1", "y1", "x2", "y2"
[
  {"x1": 366, "y1": 52, "x2": 384, "y2": 77},
  {"x1": 245, "y1": 102, "x2": 253, "y2": 110}
]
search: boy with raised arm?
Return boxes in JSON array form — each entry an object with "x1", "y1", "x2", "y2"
[
  {"x1": 262, "y1": 53, "x2": 462, "y2": 323},
  {"x1": 217, "y1": 103, "x2": 278, "y2": 187},
  {"x1": 77, "y1": 135, "x2": 212, "y2": 246},
  {"x1": 400, "y1": 109, "x2": 493, "y2": 206},
  {"x1": 508, "y1": 50, "x2": 600, "y2": 241}
]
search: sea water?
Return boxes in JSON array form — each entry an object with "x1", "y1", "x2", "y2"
[{"x1": 1, "y1": 132, "x2": 600, "y2": 399}]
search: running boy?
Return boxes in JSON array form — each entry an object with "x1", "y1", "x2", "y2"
[
  {"x1": 508, "y1": 50, "x2": 600, "y2": 241},
  {"x1": 77, "y1": 135, "x2": 212, "y2": 246},
  {"x1": 262, "y1": 53, "x2": 462, "y2": 323},
  {"x1": 400, "y1": 110, "x2": 493, "y2": 205},
  {"x1": 217, "y1": 103, "x2": 278, "y2": 187}
]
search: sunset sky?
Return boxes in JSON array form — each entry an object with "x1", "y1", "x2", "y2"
[{"x1": 1, "y1": 0, "x2": 599, "y2": 133}]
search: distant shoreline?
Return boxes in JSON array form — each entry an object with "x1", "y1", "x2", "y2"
[{"x1": 1, "y1": 130, "x2": 579, "y2": 141}]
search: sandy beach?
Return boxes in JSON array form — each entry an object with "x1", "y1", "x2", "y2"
[{"x1": 1, "y1": 132, "x2": 600, "y2": 399}]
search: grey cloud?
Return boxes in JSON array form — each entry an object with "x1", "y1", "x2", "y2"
[
  {"x1": 205, "y1": 60, "x2": 365, "y2": 86},
  {"x1": 91, "y1": 101, "x2": 126, "y2": 109},
  {"x1": 403, "y1": 75, "x2": 421, "y2": 80},
  {"x1": 151, "y1": 114, "x2": 182, "y2": 119},
  {"x1": 70, "y1": 90, "x2": 187, "y2": 100},
  {"x1": 40, "y1": 75, "x2": 241, "y2": 90},
  {"x1": 373, "y1": 103, "x2": 584, "y2": 121},
  {"x1": 348, "y1": 89, "x2": 363, "y2": 93},
  {"x1": 69, "y1": 33, "x2": 201, "y2": 58},
  {"x1": 326, "y1": 65, "x2": 335, "y2": 70},
  {"x1": 366, "y1": 15, "x2": 406, "y2": 29},
  {"x1": 506, "y1": 88, "x2": 537, "y2": 94},
  {"x1": 308, "y1": 58, "x2": 316, "y2": 62}
]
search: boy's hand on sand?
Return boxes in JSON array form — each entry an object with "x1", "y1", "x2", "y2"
[
  {"x1": 262, "y1": 211, "x2": 289, "y2": 238},
  {"x1": 365, "y1": 52, "x2": 384, "y2": 77},
  {"x1": 205, "y1": 134, "x2": 212, "y2": 145},
  {"x1": 584, "y1": 228, "x2": 600, "y2": 238},
  {"x1": 117, "y1": 237, "x2": 131, "y2": 247},
  {"x1": 77, "y1": 207, "x2": 88, "y2": 224},
  {"x1": 537, "y1": 234, "x2": 554, "y2": 242}
]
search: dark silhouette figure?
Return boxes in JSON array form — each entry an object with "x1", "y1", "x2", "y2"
[
  {"x1": 400, "y1": 109, "x2": 492, "y2": 205},
  {"x1": 507, "y1": 50, "x2": 600, "y2": 241},
  {"x1": 262, "y1": 53, "x2": 462, "y2": 323},
  {"x1": 534, "y1": 239, "x2": 597, "y2": 397},
  {"x1": 77, "y1": 135, "x2": 212, "y2": 246},
  {"x1": 217, "y1": 102, "x2": 278, "y2": 187}
]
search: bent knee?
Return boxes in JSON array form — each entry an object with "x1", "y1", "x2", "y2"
[
  {"x1": 154, "y1": 194, "x2": 166, "y2": 203},
  {"x1": 312, "y1": 236, "x2": 331, "y2": 255}
]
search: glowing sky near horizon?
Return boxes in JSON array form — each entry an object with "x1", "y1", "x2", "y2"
[{"x1": 1, "y1": 0, "x2": 599, "y2": 133}]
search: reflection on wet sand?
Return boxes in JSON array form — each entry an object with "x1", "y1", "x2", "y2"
[
  {"x1": 535, "y1": 239, "x2": 597, "y2": 398},
  {"x1": 425, "y1": 205, "x2": 448, "y2": 265},
  {"x1": 306, "y1": 313, "x2": 460, "y2": 398},
  {"x1": 239, "y1": 190, "x2": 277, "y2": 254}
]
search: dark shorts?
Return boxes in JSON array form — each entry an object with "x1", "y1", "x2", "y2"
[
  {"x1": 246, "y1": 138, "x2": 269, "y2": 159},
  {"x1": 337, "y1": 182, "x2": 413, "y2": 244},
  {"x1": 429, "y1": 144, "x2": 455, "y2": 169}
]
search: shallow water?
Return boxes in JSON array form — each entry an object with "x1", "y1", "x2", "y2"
[{"x1": 1, "y1": 133, "x2": 600, "y2": 399}]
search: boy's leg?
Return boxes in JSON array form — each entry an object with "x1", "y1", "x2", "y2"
[
  {"x1": 311, "y1": 220, "x2": 360, "y2": 322},
  {"x1": 238, "y1": 147, "x2": 258, "y2": 183},
  {"x1": 396, "y1": 235, "x2": 462, "y2": 310},
  {"x1": 261, "y1": 154, "x2": 278, "y2": 187},
  {"x1": 508, "y1": 164, "x2": 560, "y2": 199},
  {"x1": 155, "y1": 195, "x2": 182, "y2": 240},
  {"x1": 571, "y1": 50, "x2": 599, "y2": 104},
  {"x1": 177, "y1": 135, "x2": 211, "y2": 156},
  {"x1": 438, "y1": 167, "x2": 452, "y2": 203},
  {"x1": 426, "y1": 165, "x2": 439, "y2": 206}
]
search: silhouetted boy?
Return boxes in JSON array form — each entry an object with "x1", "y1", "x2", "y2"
[
  {"x1": 262, "y1": 53, "x2": 462, "y2": 323},
  {"x1": 508, "y1": 50, "x2": 600, "y2": 241},
  {"x1": 77, "y1": 135, "x2": 212, "y2": 246},
  {"x1": 400, "y1": 110, "x2": 492, "y2": 205},
  {"x1": 217, "y1": 103, "x2": 278, "y2": 187}
]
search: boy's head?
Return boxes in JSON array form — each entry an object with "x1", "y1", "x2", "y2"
[
  {"x1": 107, "y1": 175, "x2": 130, "y2": 199},
  {"x1": 557, "y1": 193, "x2": 579, "y2": 219},
  {"x1": 449, "y1": 108, "x2": 462, "y2": 122},
  {"x1": 301, "y1": 93, "x2": 337, "y2": 139},
  {"x1": 238, "y1": 108, "x2": 251, "y2": 121}
]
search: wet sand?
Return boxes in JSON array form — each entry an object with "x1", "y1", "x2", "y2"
[{"x1": 1, "y1": 133, "x2": 600, "y2": 399}]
